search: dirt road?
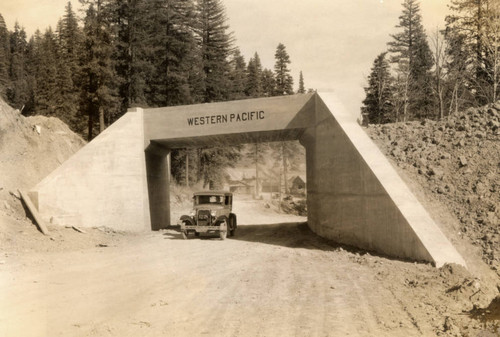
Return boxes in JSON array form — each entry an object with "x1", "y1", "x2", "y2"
[{"x1": 0, "y1": 198, "x2": 497, "y2": 337}]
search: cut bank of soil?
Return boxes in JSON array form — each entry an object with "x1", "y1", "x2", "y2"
[
  {"x1": 366, "y1": 102, "x2": 500, "y2": 277},
  {"x1": 0, "y1": 99, "x2": 85, "y2": 192}
]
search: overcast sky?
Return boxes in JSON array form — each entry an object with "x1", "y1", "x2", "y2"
[{"x1": 0, "y1": 0, "x2": 450, "y2": 115}]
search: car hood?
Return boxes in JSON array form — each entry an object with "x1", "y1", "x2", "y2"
[{"x1": 194, "y1": 205, "x2": 225, "y2": 211}]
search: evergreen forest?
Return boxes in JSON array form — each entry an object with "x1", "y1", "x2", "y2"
[
  {"x1": 0, "y1": 0, "x2": 304, "y2": 189},
  {"x1": 3, "y1": 0, "x2": 496, "y2": 187},
  {"x1": 361, "y1": 0, "x2": 500, "y2": 124}
]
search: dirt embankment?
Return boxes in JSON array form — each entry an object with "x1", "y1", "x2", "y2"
[
  {"x1": 0, "y1": 98, "x2": 86, "y2": 252},
  {"x1": 366, "y1": 102, "x2": 500, "y2": 276},
  {"x1": 0, "y1": 99, "x2": 85, "y2": 191}
]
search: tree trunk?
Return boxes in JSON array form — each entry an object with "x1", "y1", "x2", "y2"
[
  {"x1": 448, "y1": 84, "x2": 455, "y2": 116},
  {"x1": 99, "y1": 107, "x2": 105, "y2": 133},
  {"x1": 493, "y1": 1, "x2": 500, "y2": 103},
  {"x1": 87, "y1": 108, "x2": 93, "y2": 141},
  {"x1": 403, "y1": 82, "x2": 409, "y2": 122},
  {"x1": 439, "y1": 89, "x2": 444, "y2": 119},
  {"x1": 185, "y1": 152, "x2": 189, "y2": 187},
  {"x1": 493, "y1": 36, "x2": 498, "y2": 103},
  {"x1": 278, "y1": 172, "x2": 282, "y2": 213},
  {"x1": 197, "y1": 148, "x2": 202, "y2": 182},
  {"x1": 282, "y1": 143, "x2": 288, "y2": 194},
  {"x1": 432, "y1": 29, "x2": 445, "y2": 120},
  {"x1": 476, "y1": 0, "x2": 484, "y2": 86},
  {"x1": 254, "y1": 143, "x2": 260, "y2": 198}
]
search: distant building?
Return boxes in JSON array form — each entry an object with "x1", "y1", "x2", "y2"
[
  {"x1": 225, "y1": 168, "x2": 258, "y2": 195},
  {"x1": 261, "y1": 179, "x2": 280, "y2": 193},
  {"x1": 227, "y1": 180, "x2": 253, "y2": 194},
  {"x1": 289, "y1": 175, "x2": 306, "y2": 195},
  {"x1": 225, "y1": 167, "x2": 306, "y2": 198}
]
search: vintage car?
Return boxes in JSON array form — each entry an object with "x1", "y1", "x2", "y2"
[{"x1": 180, "y1": 191, "x2": 237, "y2": 240}]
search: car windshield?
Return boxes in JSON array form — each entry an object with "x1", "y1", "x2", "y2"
[{"x1": 196, "y1": 195, "x2": 224, "y2": 205}]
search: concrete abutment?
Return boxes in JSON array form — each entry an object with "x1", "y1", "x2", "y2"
[{"x1": 145, "y1": 142, "x2": 171, "y2": 230}]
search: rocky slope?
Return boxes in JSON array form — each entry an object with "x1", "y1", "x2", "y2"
[
  {"x1": 0, "y1": 98, "x2": 85, "y2": 192},
  {"x1": 366, "y1": 102, "x2": 500, "y2": 277},
  {"x1": 0, "y1": 98, "x2": 86, "y2": 251}
]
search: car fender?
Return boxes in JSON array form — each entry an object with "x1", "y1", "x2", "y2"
[
  {"x1": 215, "y1": 215, "x2": 228, "y2": 227},
  {"x1": 180, "y1": 215, "x2": 195, "y2": 227}
]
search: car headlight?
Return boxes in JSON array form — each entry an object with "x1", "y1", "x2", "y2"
[
  {"x1": 189, "y1": 209, "x2": 195, "y2": 217},
  {"x1": 210, "y1": 210, "x2": 217, "y2": 217}
]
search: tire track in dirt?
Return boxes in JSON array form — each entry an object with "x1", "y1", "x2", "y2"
[{"x1": 1, "y1": 208, "x2": 450, "y2": 337}]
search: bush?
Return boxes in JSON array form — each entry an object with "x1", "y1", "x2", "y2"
[{"x1": 280, "y1": 198, "x2": 307, "y2": 216}]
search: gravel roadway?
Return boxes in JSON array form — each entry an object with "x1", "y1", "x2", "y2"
[{"x1": 0, "y1": 197, "x2": 497, "y2": 337}]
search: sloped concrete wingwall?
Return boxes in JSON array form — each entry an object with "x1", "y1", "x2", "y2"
[
  {"x1": 301, "y1": 93, "x2": 465, "y2": 267},
  {"x1": 30, "y1": 109, "x2": 150, "y2": 231}
]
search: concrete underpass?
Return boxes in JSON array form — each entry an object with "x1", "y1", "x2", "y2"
[{"x1": 28, "y1": 92, "x2": 466, "y2": 267}]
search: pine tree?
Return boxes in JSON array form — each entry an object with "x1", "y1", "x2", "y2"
[
  {"x1": 246, "y1": 52, "x2": 263, "y2": 97},
  {"x1": 193, "y1": 0, "x2": 233, "y2": 103},
  {"x1": 8, "y1": 22, "x2": 30, "y2": 112},
  {"x1": 488, "y1": 1, "x2": 500, "y2": 103},
  {"x1": 198, "y1": 146, "x2": 241, "y2": 189},
  {"x1": 443, "y1": 27, "x2": 472, "y2": 114},
  {"x1": 270, "y1": 141, "x2": 302, "y2": 194},
  {"x1": 246, "y1": 142, "x2": 269, "y2": 198},
  {"x1": 171, "y1": 148, "x2": 198, "y2": 186},
  {"x1": 228, "y1": 48, "x2": 246, "y2": 100},
  {"x1": 186, "y1": 42, "x2": 205, "y2": 103},
  {"x1": 361, "y1": 52, "x2": 395, "y2": 124},
  {"x1": 152, "y1": 0, "x2": 213, "y2": 186},
  {"x1": 52, "y1": 3, "x2": 81, "y2": 129},
  {"x1": 79, "y1": 0, "x2": 120, "y2": 140},
  {"x1": 33, "y1": 28, "x2": 59, "y2": 118},
  {"x1": 0, "y1": 14, "x2": 10, "y2": 99},
  {"x1": 261, "y1": 68, "x2": 275, "y2": 97},
  {"x1": 430, "y1": 29, "x2": 447, "y2": 119},
  {"x1": 26, "y1": 25, "x2": 74, "y2": 120},
  {"x1": 286, "y1": 74, "x2": 294, "y2": 95},
  {"x1": 143, "y1": 0, "x2": 197, "y2": 107},
  {"x1": 388, "y1": 0, "x2": 434, "y2": 120},
  {"x1": 111, "y1": 0, "x2": 146, "y2": 112},
  {"x1": 59, "y1": 2, "x2": 81, "y2": 77},
  {"x1": 274, "y1": 43, "x2": 294, "y2": 95},
  {"x1": 446, "y1": 0, "x2": 499, "y2": 104},
  {"x1": 54, "y1": 49, "x2": 79, "y2": 127},
  {"x1": 23, "y1": 33, "x2": 38, "y2": 115},
  {"x1": 191, "y1": 0, "x2": 239, "y2": 189},
  {"x1": 298, "y1": 71, "x2": 305, "y2": 94}
]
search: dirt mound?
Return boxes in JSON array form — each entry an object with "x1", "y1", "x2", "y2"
[
  {"x1": 277, "y1": 196, "x2": 307, "y2": 216},
  {"x1": 0, "y1": 98, "x2": 85, "y2": 192},
  {"x1": 366, "y1": 102, "x2": 500, "y2": 276},
  {"x1": 0, "y1": 98, "x2": 86, "y2": 248}
]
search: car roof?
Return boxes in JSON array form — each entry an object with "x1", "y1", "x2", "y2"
[{"x1": 193, "y1": 190, "x2": 232, "y2": 196}]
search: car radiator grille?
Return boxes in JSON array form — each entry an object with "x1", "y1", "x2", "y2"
[{"x1": 197, "y1": 210, "x2": 211, "y2": 226}]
